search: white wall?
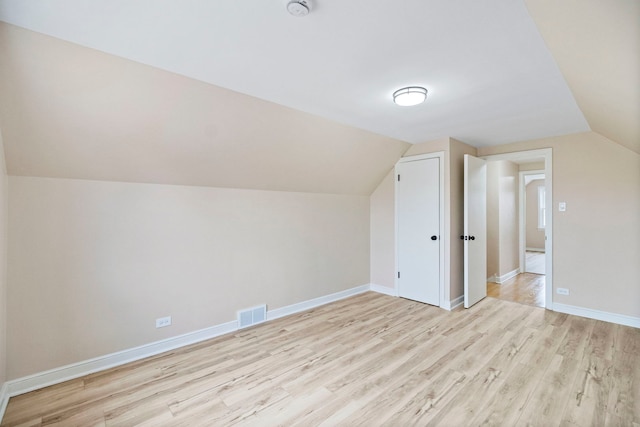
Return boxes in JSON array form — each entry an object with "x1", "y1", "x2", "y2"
[{"x1": 7, "y1": 177, "x2": 370, "y2": 379}]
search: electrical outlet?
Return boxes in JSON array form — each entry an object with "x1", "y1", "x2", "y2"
[
  {"x1": 556, "y1": 288, "x2": 569, "y2": 296},
  {"x1": 156, "y1": 316, "x2": 172, "y2": 328}
]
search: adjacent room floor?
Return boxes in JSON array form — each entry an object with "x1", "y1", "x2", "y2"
[
  {"x1": 487, "y1": 273, "x2": 545, "y2": 308},
  {"x1": 3, "y1": 292, "x2": 638, "y2": 426},
  {"x1": 488, "y1": 251, "x2": 546, "y2": 308}
]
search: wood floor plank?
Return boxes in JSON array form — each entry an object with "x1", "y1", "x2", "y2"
[
  {"x1": 471, "y1": 361, "x2": 543, "y2": 426},
  {"x1": 2, "y1": 292, "x2": 638, "y2": 427},
  {"x1": 515, "y1": 354, "x2": 583, "y2": 427},
  {"x1": 560, "y1": 355, "x2": 613, "y2": 427}
]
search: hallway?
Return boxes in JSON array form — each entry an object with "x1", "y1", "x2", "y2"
[{"x1": 487, "y1": 272, "x2": 545, "y2": 308}]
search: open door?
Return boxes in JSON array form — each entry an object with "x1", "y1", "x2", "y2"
[{"x1": 464, "y1": 154, "x2": 487, "y2": 308}]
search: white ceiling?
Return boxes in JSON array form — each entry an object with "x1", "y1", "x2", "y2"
[{"x1": 0, "y1": 0, "x2": 589, "y2": 146}]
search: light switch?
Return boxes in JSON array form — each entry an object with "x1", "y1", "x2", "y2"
[{"x1": 559, "y1": 202, "x2": 566, "y2": 212}]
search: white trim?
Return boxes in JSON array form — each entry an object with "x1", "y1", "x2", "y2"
[
  {"x1": 554, "y1": 303, "x2": 640, "y2": 329},
  {"x1": 537, "y1": 185, "x2": 546, "y2": 229},
  {"x1": 369, "y1": 283, "x2": 460, "y2": 311},
  {"x1": 369, "y1": 283, "x2": 398, "y2": 297},
  {"x1": 482, "y1": 148, "x2": 553, "y2": 309},
  {"x1": 4, "y1": 284, "x2": 369, "y2": 399},
  {"x1": 487, "y1": 268, "x2": 520, "y2": 284},
  {"x1": 0, "y1": 383, "x2": 9, "y2": 423},
  {"x1": 395, "y1": 152, "x2": 446, "y2": 308},
  {"x1": 6, "y1": 320, "x2": 237, "y2": 397},
  {"x1": 267, "y1": 284, "x2": 369, "y2": 321},
  {"x1": 526, "y1": 247, "x2": 545, "y2": 252},
  {"x1": 449, "y1": 295, "x2": 464, "y2": 310}
]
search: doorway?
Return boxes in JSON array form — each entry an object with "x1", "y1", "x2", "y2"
[{"x1": 481, "y1": 149, "x2": 552, "y2": 309}]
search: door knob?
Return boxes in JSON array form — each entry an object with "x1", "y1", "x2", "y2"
[
  {"x1": 470, "y1": 236, "x2": 475, "y2": 240},
  {"x1": 460, "y1": 235, "x2": 464, "y2": 240},
  {"x1": 431, "y1": 235, "x2": 437, "y2": 241}
]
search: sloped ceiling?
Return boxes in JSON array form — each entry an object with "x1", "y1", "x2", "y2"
[
  {"x1": 0, "y1": 0, "x2": 588, "y2": 146},
  {"x1": 0, "y1": 23, "x2": 408, "y2": 195},
  {"x1": 0, "y1": 1, "x2": 635, "y2": 196},
  {"x1": 525, "y1": 0, "x2": 640, "y2": 155}
]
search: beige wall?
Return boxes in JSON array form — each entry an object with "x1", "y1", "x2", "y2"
[
  {"x1": 479, "y1": 131, "x2": 640, "y2": 317},
  {"x1": 526, "y1": 179, "x2": 545, "y2": 250},
  {"x1": 498, "y1": 161, "x2": 519, "y2": 276},
  {"x1": 7, "y1": 177, "x2": 370, "y2": 379},
  {"x1": 0, "y1": 23, "x2": 409, "y2": 197},
  {"x1": 486, "y1": 162, "x2": 500, "y2": 278},
  {"x1": 519, "y1": 162, "x2": 545, "y2": 172},
  {"x1": 486, "y1": 161, "x2": 519, "y2": 279},
  {"x1": 0, "y1": 131, "x2": 7, "y2": 386},
  {"x1": 370, "y1": 170, "x2": 395, "y2": 288}
]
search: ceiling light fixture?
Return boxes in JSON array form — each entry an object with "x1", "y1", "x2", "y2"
[
  {"x1": 287, "y1": 0, "x2": 311, "y2": 17},
  {"x1": 393, "y1": 86, "x2": 427, "y2": 106}
]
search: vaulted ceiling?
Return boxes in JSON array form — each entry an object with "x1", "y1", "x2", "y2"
[
  {"x1": 0, "y1": 1, "x2": 636, "y2": 195},
  {"x1": 524, "y1": 0, "x2": 639, "y2": 155}
]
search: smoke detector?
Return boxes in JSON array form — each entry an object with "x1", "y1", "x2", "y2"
[{"x1": 287, "y1": 0, "x2": 311, "y2": 17}]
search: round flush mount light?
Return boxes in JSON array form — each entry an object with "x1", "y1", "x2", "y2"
[
  {"x1": 393, "y1": 86, "x2": 427, "y2": 106},
  {"x1": 287, "y1": 0, "x2": 311, "y2": 17}
]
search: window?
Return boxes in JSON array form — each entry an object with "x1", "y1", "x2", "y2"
[{"x1": 538, "y1": 185, "x2": 546, "y2": 229}]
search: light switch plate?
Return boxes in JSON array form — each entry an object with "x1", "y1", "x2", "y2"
[{"x1": 559, "y1": 202, "x2": 566, "y2": 212}]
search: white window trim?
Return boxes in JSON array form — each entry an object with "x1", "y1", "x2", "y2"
[{"x1": 538, "y1": 185, "x2": 546, "y2": 229}]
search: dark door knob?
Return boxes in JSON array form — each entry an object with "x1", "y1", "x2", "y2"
[
  {"x1": 470, "y1": 236, "x2": 475, "y2": 240},
  {"x1": 431, "y1": 235, "x2": 437, "y2": 241},
  {"x1": 460, "y1": 235, "x2": 464, "y2": 240}
]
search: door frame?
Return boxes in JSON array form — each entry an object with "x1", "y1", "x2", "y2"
[
  {"x1": 481, "y1": 148, "x2": 553, "y2": 309},
  {"x1": 395, "y1": 152, "x2": 446, "y2": 308}
]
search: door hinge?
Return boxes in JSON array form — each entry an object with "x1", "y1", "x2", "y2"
[
  {"x1": 397, "y1": 271, "x2": 400, "y2": 279},
  {"x1": 397, "y1": 174, "x2": 400, "y2": 182}
]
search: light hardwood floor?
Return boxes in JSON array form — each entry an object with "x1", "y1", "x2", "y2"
[
  {"x1": 3, "y1": 292, "x2": 639, "y2": 426},
  {"x1": 487, "y1": 273, "x2": 545, "y2": 308}
]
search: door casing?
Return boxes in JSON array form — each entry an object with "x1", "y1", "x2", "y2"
[{"x1": 395, "y1": 152, "x2": 446, "y2": 308}]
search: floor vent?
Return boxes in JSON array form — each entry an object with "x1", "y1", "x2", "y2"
[{"x1": 238, "y1": 305, "x2": 267, "y2": 329}]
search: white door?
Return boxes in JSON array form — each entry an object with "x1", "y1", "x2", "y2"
[
  {"x1": 397, "y1": 157, "x2": 440, "y2": 305},
  {"x1": 464, "y1": 154, "x2": 487, "y2": 308}
]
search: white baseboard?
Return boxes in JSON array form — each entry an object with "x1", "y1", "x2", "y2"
[
  {"x1": 7, "y1": 320, "x2": 238, "y2": 397},
  {"x1": 369, "y1": 283, "x2": 398, "y2": 297},
  {"x1": 5, "y1": 284, "x2": 370, "y2": 399},
  {"x1": 488, "y1": 268, "x2": 520, "y2": 284},
  {"x1": 370, "y1": 284, "x2": 462, "y2": 312},
  {"x1": 553, "y1": 303, "x2": 640, "y2": 329},
  {"x1": 450, "y1": 295, "x2": 464, "y2": 310},
  {"x1": 0, "y1": 383, "x2": 9, "y2": 423},
  {"x1": 267, "y1": 284, "x2": 369, "y2": 321},
  {"x1": 526, "y1": 247, "x2": 545, "y2": 252}
]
